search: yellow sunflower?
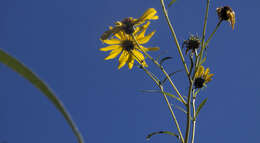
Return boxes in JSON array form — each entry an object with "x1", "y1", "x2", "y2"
[
  {"x1": 100, "y1": 22, "x2": 159, "y2": 69},
  {"x1": 100, "y1": 8, "x2": 158, "y2": 40},
  {"x1": 194, "y1": 65, "x2": 214, "y2": 88}
]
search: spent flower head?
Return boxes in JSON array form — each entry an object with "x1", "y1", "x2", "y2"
[
  {"x1": 100, "y1": 22, "x2": 159, "y2": 69},
  {"x1": 183, "y1": 35, "x2": 201, "y2": 55},
  {"x1": 100, "y1": 8, "x2": 158, "y2": 40},
  {"x1": 216, "y1": 6, "x2": 235, "y2": 30},
  {"x1": 194, "y1": 65, "x2": 214, "y2": 88}
]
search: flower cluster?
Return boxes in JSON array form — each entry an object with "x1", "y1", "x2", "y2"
[{"x1": 100, "y1": 8, "x2": 159, "y2": 69}]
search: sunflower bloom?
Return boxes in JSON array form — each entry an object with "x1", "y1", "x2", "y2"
[
  {"x1": 194, "y1": 65, "x2": 214, "y2": 88},
  {"x1": 216, "y1": 6, "x2": 235, "y2": 30},
  {"x1": 100, "y1": 8, "x2": 158, "y2": 40},
  {"x1": 100, "y1": 22, "x2": 159, "y2": 69}
]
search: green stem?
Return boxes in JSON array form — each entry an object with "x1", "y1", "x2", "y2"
[
  {"x1": 131, "y1": 34, "x2": 186, "y2": 105},
  {"x1": 191, "y1": 90, "x2": 196, "y2": 143},
  {"x1": 141, "y1": 66, "x2": 185, "y2": 143},
  {"x1": 185, "y1": 81, "x2": 193, "y2": 143},
  {"x1": 205, "y1": 20, "x2": 222, "y2": 47},
  {"x1": 0, "y1": 49, "x2": 84, "y2": 143},
  {"x1": 196, "y1": 0, "x2": 210, "y2": 71},
  {"x1": 159, "y1": 0, "x2": 190, "y2": 81}
]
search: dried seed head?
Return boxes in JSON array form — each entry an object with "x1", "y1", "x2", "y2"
[
  {"x1": 216, "y1": 6, "x2": 235, "y2": 30},
  {"x1": 183, "y1": 35, "x2": 201, "y2": 55}
]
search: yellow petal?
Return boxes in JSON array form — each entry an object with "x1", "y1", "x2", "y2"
[
  {"x1": 127, "y1": 55, "x2": 135, "y2": 69},
  {"x1": 132, "y1": 49, "x2": 147, "y2": 67},
  {"x1": 136, "y1": 8, "x2": 158, "y2": 25},
  {"x1": 195, "y1": 65, "x2": 204, "y2": 78},
  {"x1": 104, "y1": 48, "x2": 122, "y2": 60},
  {"x1": 137, "y1": 31, "x2": 155, "y2": 44},
  {"x1": 136, "y1": 21, "x2": 150, "y2": 39},
  {"x1": 205, "y1": 74, "x2": 214, "y2": 82},
  {"x1": 118, "y1": 50, "x2": 130, "y2": 69},
  {"x1": 103, "y1": 38, "x2": 121, "y2": 45},
  {"x1": 143, "y1": 47, "x2": 160, "y2": 52},
  {"x1": 100, "y1": 45, "x2": 120, "y2": 51},
  {"x1": 203, "y1": 68, "x2": 210, "y2": 79},
  {"x1": 228, "y1": 11, "x2": 235, "y2": 30}
]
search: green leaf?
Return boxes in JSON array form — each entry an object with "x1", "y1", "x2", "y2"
[
  {"x1": 200, "y1": 56, "x2": 207, "y2": 65},
  {"x1": 160, "y1": 56, "x2": 173, "y2": 65},
  {"x1": 0, "y1": 49, "x2": 84, "y2": 143},
  {"x1": 162, "y1": 69, "x2": 183, "y2": 84},
  {"x1": 175, "y1": 105, "x2": 187, "y2": 114},
  {"x1": 195, "y1": 98, "x2": 208, "y2": 119},
  {"x1": 140, "y1": 90, "x2": 161, "y2": 93},
  {"x1": 146, "y1": 131, "x2": 179, "y2": 140},
  {"x1": 168, "y1": 0, "x2": 177, "y2": 8},
  {"x1": 162, "y1": 92, "x2": 185, "y2": 104}
]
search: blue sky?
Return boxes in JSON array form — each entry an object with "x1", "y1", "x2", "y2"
[{"x1": 0, "y1": 0, "x2": 259, "y2": 143}]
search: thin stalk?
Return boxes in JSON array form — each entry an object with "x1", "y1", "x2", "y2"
[
  {"x1": 131, "y1": 34, "x2": 187, "y2": 105},
  {"x1": 184, "y1": 81, "x2": 193, "y2": 143},
  {"x1": 205, "y1": 20, "x2": 222, "y2": 47},
  {"x1": 196, "y1": 0, "x2": 210, "y2": 70},
  {"x1": 159, "y1": 0, "x2": 190, "y2": 80},
  {"x1": 191, "y1": 90, "x2": 196, "y2": 143},
  {"x1": 141, "y1": 66, "x2": 185, "y2": 143}
]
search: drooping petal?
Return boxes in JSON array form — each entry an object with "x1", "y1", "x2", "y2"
[
  {"x1": 132, "y1": 49, "x2": 147, "y2": 67},
  {"x1": 127, "y1": 55, "x2": 135, "y2": 69},
  {"x1": 195, "y1": 65, "x2": 204, "y2": 78},
  {"x1": 136, "y1": 21, "x2": 151, "y2": 39},
  {"x1": 100, "y1": 45, "x2": 120, "y2": 51},
  {"x1": 103, "y1": 38, "x2": 121, "y2": 45},
  {"x1": 143, "y1": 46, "x2": 160, "y2": 52},
  {"x1": 104, "y1": 47, "x2": 122, "y2": 60},
  {"x1": 227, "y1": 11, "x2": 235, "y2": 30},
  {"x1": 137, "y1": 31, "x2": 155, "y2": 44},
  {"x1": 205, "y1": 74, "x2": 214, "y2": 83},
  {"x1": 118, "y1": 50, "x2": 130, "y2": 69},
  {"x1": 136, "y1": 8, "x2": 158, "y2": 25},
  {"x1": 203, "y1": 68, "x2": 210, "y2": 79}
]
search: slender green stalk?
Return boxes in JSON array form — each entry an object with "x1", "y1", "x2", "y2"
[
  {"x1": 196, "y1": 0, "x2": 210, "y2": 70},
  {"x1": 205, "y1": 20, "x2": 222, "y2": 47},
  {"x1": 0, "y1": 49, "x2": 84, "y2": 143},
  {"x1": 184, "y1": 81, "x2": 193, "y2": 143},
  {"x1": 131, "y1": 34, "x2": 186, "y2": 105},
  {"x1": 141, "y1": 66, "x2": 185, "y2": 143},
  {"x1": 191, "y1": 90, "x2": 196, "y2": 143},
  {"x1": 159, "y1": 0, "x2": 190, "y2": 81}
]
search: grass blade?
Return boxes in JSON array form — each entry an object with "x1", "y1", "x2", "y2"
[{"x1": 0, "y1": 49, "x2": 84, "y2": 143}]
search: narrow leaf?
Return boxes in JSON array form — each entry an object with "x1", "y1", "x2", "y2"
[
  {"x1": 162, "y1": 69, "x2": 183, "y2": 84},
  {"x1": 162, "y1": 92, "x2": 184, "y2": 104},
  {"x1": 140, "y1": 90, "x2": 161, "y2": 93},
  {"x1": 0, "y1": 49, "x2": 84, "y2": 143},
  {"x1": 175, "y1": 105, "x2": 187, "y2": 114},
  {"x1": 146, "y1": 131, "x2": 179, "y2": 140},
  {"x1": 195, "y1": 98, "x2": 208, "y2": 119},
  {"x1": 160, "y1": 56, "x2": 173, "y2": 65},
  {"x1": 168, "y1": 0, "x2": 177, "y2": 8}
]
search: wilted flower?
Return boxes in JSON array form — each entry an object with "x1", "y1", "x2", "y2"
[
  {"x1": 194, "y1": 65, "x2": 214, "y2": 88},
  {"x1": 100, "y1": 8, "x2": 158, "y2": 40},
  {"x1": 100, "y1": 22, "x2": 159, "y2": 69},
  {"x1": 216, "y1": 6, "x2": 235, "y2": 30},
  {"x1": 183, "y1": 35, "x2": 200, "y2": 55}
]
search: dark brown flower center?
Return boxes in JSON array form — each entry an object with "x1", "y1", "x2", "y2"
[
  {"x1": 121, "y1": 40, "x2": 135, "y2": 51},
  {"x1": 217, "y1": 6, "x2": 233, "y2": 21},
  {"x1": 194, "y1": 77, "x2": 205, "y2": 88},
  {"x1": 122, "y1": 18, "x2": 135, "y2": 34},
  {"x1": 183, "y1": 35, "x2": 200, "y2": 54}
]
